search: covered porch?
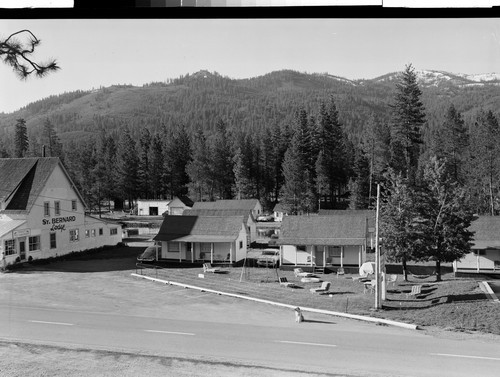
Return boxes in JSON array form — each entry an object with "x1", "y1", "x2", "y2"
[{"x1": 159, "y1": 236, "x2": 239, "y2": 264}]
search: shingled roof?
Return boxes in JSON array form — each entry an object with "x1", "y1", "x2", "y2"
[
  {"x1": 278, "y1": 215, "x2": 368, "y2": 246},
  {"x1": 0, "y1": 158, "x2": 86, "y2": 214},
  {"x1": 469, "y1": 216, "x2": 500, "y2": 249},
  {"x1": 318, "y1": 209, "x2": 376, "y2": 229},
  {"x1": 183, "y1": 208, "x2": 253, "y2": 223},
  {"x1": 192, "y1": 199, "x2": 260, "y2": 211},
  {"x1": 154, "y1": 215, "x2": 245, "y2": 243}
]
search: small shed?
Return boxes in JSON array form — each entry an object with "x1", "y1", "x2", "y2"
[{"x1": 136, "y1": 199, "x2": 170, "y2": 216}]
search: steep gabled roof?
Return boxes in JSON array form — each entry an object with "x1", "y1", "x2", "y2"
[
  {"x1": 278, "y1": 215, "x2": 368, "y2": 246},
  {"x1": 154, "y1": 215, "x2": 245, "y2": 242},
  {"x1": 469, "y1": 216, "x2": 500, "y2": 249},
  {"x1": 192, "y1": 199, "x2": 260, "y2": 211},
  {"x1": 0, "y1": 157, "x2": 86, "y2": 214}
]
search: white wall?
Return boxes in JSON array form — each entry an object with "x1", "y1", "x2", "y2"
[
  {"x1": 137, "y1": 200, "x2": 169, "y2": 216},
  {"x1": 456, "y1": 249, "x2": 500, "y2": 270}
]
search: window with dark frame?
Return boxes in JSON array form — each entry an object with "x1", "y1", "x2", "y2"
[
  {"x1": 99, "y1": 228, "x2": 103, "y2": 236},
  {"x1": 69, "y1": 229, "x2": 79, "y2": 242},
  {"x1": 71, "y1": 200, "x2": 77, "y2": 211},
  {"x1": 110, "y1": 228, "x2": 117, "y2": 235},
  {"x1": 28, "y1": 236, "x2": 40, "y2": 251},
  {"x1": 54, "y1": 201, "x2": 60, "y2": 216},
  {"x1": 50, "y1": 233, "x2": 57, "y2": 249},
  {"x1": 44, "y1": 202, "x2": 50, "y2": 217},
  {"x1": 4, "y1": 239, "x2": 15, "y2": 255}
]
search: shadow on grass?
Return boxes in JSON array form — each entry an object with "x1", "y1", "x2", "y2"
[
  {"x1": 383, "y1": 291, "x2": 488, "y2": 311},
  {"x1": 302, "y1": 319, "x2": 337, "y2": 325}
]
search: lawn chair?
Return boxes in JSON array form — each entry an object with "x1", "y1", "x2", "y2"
[
  {"x1": 279, "y1": 277, "x2": 297, "y2": 288},
  {"x1": 386, "y1": 274, "x2": 398, "y2": 287},
  {"x1": 406, "y1": 285, "x2": 422, "y2": 298},
  {"x1": 363, "y1": 279, "x2": 376, "y2": 294},
  {"x1": 310, "y1": 281, "x2": 330, "y2": 294},
  {"x1": 203, "y1": 263, "x2": 221, "y2": 273},
  {"x1": 294, "y1": 268, "x2": 314, "y2": 278},
  {"x1": 336, "y1": 267, "x2": 345, "y2": 278},
  {"x1": 353, "y1": 272, "x2": 370, "y2": 282}
]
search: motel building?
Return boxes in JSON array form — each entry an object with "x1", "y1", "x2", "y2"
[{"x1": 0, "y1": 158, "x2": 122, "y2": 268}]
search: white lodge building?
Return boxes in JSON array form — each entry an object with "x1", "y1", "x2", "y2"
[{"x1": 0, "y1": 158, "x2": 122, "y2": 267}]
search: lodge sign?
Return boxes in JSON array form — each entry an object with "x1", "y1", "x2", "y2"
[{"x1": 42, "y1": 216, "x2": 76, "y2": 232}]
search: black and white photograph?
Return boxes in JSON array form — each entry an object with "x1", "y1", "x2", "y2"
[{"x1": 1, "y1": 7, "x2": 500, "y2": 377}]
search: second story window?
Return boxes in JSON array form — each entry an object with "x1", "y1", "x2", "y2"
[
  {"x1": 71, "y1": 200, "x2": 77, "y2": 211},
  {"x1": 44, "y1": 202, "x2": 50, "y2": 217},
  {"x1": 54, "y1": 201, "x2": 60, "y2": 216}
]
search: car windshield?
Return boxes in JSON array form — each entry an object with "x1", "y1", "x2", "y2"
[{"x1": 262, "y1": 251, "x2": 277, "y2": 256}]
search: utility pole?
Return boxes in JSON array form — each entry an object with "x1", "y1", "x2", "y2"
[{"x1": 375, "y1": 183, "x2": 381, "y2": 309}]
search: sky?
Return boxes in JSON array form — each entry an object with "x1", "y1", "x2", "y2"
[{"x1": 1, "y1": 18, "x2": 499, "y2": 113}]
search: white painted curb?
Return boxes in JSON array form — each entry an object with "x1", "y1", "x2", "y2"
[
  {"x1": 132, "y1": 273, "x2": 419, "y2": 330},
  {"x1": 480, "y1": 281, "x2": 499, "y2": 303}
]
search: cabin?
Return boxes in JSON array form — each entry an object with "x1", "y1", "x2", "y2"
[
  {"x1": 277, "y1": 214, "x2": 370, "y2": 273},
  {"x1": 454, "y1": 216, "x2": 500, "y2": 273},
  {"x1": 167, "y1": 196, "x2": 193, "y2": 215},
  {"x1": 153, "y1": 215, "x2": 247, "y2": 264},
  {"x1": 0, "y1": 158, "x2": 122, "y2": 267},
  {"x1": 188, "y1": 199, "x2": 263, "y2": 244}
]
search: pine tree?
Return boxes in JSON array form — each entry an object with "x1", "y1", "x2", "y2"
[
  {"x1": 118, "y1": 129, "x2": 139, "y2": 209},
  {"x1": 348, "y1": 147, "x2": 371, "y2": 209},
  {"x1": 280, "y1": 135, "x2": 308, "y2": 215},
  {"x1": 14, "y1": 118, "x2": 28, "y2": 157},
  {"x1": 434, "y1": 105, "x2": 468, "y2": 184},
  {"x1": 148, "y1": 134, "x2": 164, "y2": 199},
  {"x1": 137, "y1": 127, "x2": 152, "y2": 199},
  {"x1": 389, "y1": 64, "x2": 426, "y2": 186},
  {"x1": 186, "y1": 127, "x2": 212, "y2": 201},
  {"x1": 380, "y1": 168, "x2": 421, "y2": 281},
  {"x1": 211, "y1": 119, "x2": 235, "y2": 199},
  {"x1": 41, "y1": 118, "x2": 63, "y2": 159},
  {"x1": 415, "y1": 156, "x2": 476, "y2": 281}
]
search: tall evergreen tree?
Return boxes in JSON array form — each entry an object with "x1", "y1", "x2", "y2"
[
  {"x1": 137, "y1": 127, "x2": 152, "y2": 199},
  {"x1": 186, "y1": 127, "x2": 212, "y2": 201},
  {"x1": 348, "y1": 147, "x2": 371, "y2": 209},
  {"x1": 118, "y1": 129, "x2": 139, "y2": 209},
  {"x1": 280, "y1": 135, "x2": 308, "y2": 215},
  {"x1": 14, "y1": 118, "x2": 29, "y2": 157},
  {"x1": 211, "y1": 119, "x2": 234, "y2": 199},
  {"x1": 414, "y1": 156, "x2": 476, "y2": 281},
  {"x1": 41, "y1": 118, "x2": 63, "y2": 159},
  {"x1": 148, "y1": 134, "x2": 164, "y2": 199},
  {"x1": 380, "y1": 168, "x2": 421, "y2": 281},
  {"x1": 434, "y1": 105, "x2": 469, "y2": 184},
  {"x1": 389, "y1": 64, "x2": 426, "y2": 186}
]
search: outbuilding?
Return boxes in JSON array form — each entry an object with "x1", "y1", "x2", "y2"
[{"x1": 0, "y1": 158, "x2": 122, "y2": 267}]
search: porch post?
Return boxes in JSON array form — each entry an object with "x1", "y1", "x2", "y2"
[
  {"x1": 359, "y1": 245, "x2": 362, "y2": 267},
  {"x1": 229, "y1": 242, "x2": 233, "y2": 263},
  {"x1": 179, "y1": 242, "x2": 182, "y2": 263},
  {"x1": 310, "y1": 246, "x2": 313, "y2": 267},
  {"x1": 191, "y1": 242, "x2": 194, "y2": 263},
  {"x1": 211, "y1": 243, "x2": 214, "y2": 264},
  {"x1": 323, "y1": 246, "x2": 326, "y2": 267},
  {"x1": 340, "y1": 246, "x2": 344, "y2": 268},
  {"x1": 477, "y1": 251, "x2": 480, "y2": 272}
]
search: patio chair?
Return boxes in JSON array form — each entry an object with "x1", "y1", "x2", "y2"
[
  {"x1": 279, "y1": 277, "x2": 297, "y2": 288},
  {"x1": 203, "y1": 263, "x2": 221, "y2": 273},
  {"x1": 336, "y1": 267, "x2": 345, "y2": 278},
  {"x1": 294, "y1": 268, "x2": 315, "y2": 278},
  {"x1": 310, "y1": 281, "x2": 331, "y2": 294},
  {"x1": 386, "y1": 274, "x2": 398, "y2": 287},
  {"x1": 363, "y1": 280, "x2": 376, "y2": 294},
  {"x1": 406, "y1": 285, "x2": 422, "y2": 298},
  {"x1": 352, "y1": 272, "x2": 370, "y2": 282}
]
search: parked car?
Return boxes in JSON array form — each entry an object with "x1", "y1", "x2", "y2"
[
  {"x1": 268, "y1": 233, "x2": 279, "y2": 246},
  {"x1": 257, "y1": 214, "x2": 274, "y2": 222},
  {"x1": 257, "y1": 249, "x2": 280, "y2": 267},
  {"x1": 137, "y1": 245, "x2": 160, "y2": 262}
]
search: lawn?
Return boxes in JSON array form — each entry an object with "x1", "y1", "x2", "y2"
[
  {"x1": 11, "y1": 243, "x2": 500, "y2": 335},
  {"x1": 136, "y1": 261, "x2": 500, "y2": 335}
]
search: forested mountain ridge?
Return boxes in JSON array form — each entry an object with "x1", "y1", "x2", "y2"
[{"x1": 0, "y1": 68, "x2": 499, "y2": 149}]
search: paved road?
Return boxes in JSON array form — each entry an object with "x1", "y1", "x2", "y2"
[{"x1": 1, "y1": 285, "x2": 500, "y2": 377}]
